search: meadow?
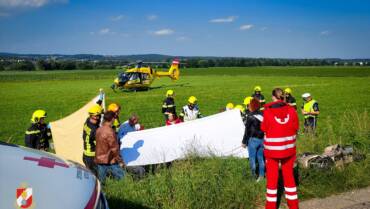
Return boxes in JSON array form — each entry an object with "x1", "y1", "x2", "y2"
[{"x1": 0, "y1": 66, "x2": 369, "y2": 209}]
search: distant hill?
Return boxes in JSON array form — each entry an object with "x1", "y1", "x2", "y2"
[
  {"x1": 1, "y1": 52, "x2": 370, "y2": 63},
  {"x1": 0, "y1": 53, "x2": 175, "y2": 62}
]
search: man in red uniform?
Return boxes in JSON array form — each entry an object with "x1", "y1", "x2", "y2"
[{"x1": 261, "y1": 88, "x2": 299, "y2": 209}]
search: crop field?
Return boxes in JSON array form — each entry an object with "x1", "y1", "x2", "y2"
[{"x1": 0, "y1": 66, "x2": 369, "y2": 209}]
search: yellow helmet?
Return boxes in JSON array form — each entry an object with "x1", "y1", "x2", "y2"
[
  {"x1": 254, "y1": 86, "x2": 262, "y2": 92},
  {"x1": 243, "y1": 96, "x2": 253, "y2": 105},
  {"x1": 188, "y1": 96, "x2": 197, "y2": 104},
  {"x1": 88, "y1": 104, "x2": 103, "y2": 116},
  {"x1": 166, "y1": 89, "x2": 174, "y2": 97},
  {"x1": 226, "y1": 103, "x2": 234, "y2": 109},
  {"x1": 235, "y1": 105, "x2": 245, "y2": 112},
  {"x1": 284, "y1": 88, "x2": 292, "y2": 94},
  {"x1": 31, "y1": 110, "x2": 47, "y2": 123},
  {"x1": 108, "y1": 103, "x2": 121, "y2": 113}
]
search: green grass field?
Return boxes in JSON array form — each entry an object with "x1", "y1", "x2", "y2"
[{"x1": 1, "y1": 66, "x2": 369, "y2": 209}]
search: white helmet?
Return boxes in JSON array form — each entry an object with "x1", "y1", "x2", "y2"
[{"x1": 302, "y1": 93, "x2": 311, "y2": 98}]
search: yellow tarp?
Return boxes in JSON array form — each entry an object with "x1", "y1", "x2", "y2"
[{"x1": 50, "y1": 95, "x2": 103, "y2": 164}]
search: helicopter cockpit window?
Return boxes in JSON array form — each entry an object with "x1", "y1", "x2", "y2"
[
  {"x1": 141, "y1": 73, "x2": 149, "y2": 81},
  {"x1": 128, "y1": 73, "x2": 140, "y2": 81},
  {"x1": 118, "y1": 73, "x2": 129, "y2": 84}
]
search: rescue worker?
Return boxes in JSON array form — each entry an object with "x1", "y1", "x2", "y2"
[
  {"x1": 243, "y1": 96, "x2": 253, "y2": 115},
  {"x1": 241, "y1": 98, "x2": 264, "y2": 182},
  {"x1": 301, "y1": 93, "x2": 319, "y2": 133},
  {"x1": 25, "y1": 110, "x2": 52, "y2": 151},
  {"x1": 95, "y1": 111, "x2": 125, "y2": 183},
  {"x1": 179, "y1": 96, "x2": 202, "y2": 122},
  {"x1": 162, "y1": 90, "x2": 177, "y2": 119},
  {"x1": 225, "y1": 102, "x2": 234, "y2": 111},
  {"x1": 107, "y1": 103, "x2": 121, "y2": 133},
  {"x1": 284, "y1": 88, "x2": 297, "y2": 109},
  {"x1": 82, "y1": 104, "x2": 103, "y2": 174},
  {"x1": 261, "y1": 88, "x2": 299, "y2": 209},
  {"x1": 235, "y1": 104, "x2": 245, "y2": 113},
  {"x1": 251, "y1": 86, "x2": 266, "y2": 109}
]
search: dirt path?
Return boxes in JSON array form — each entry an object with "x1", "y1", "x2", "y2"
[{"x1": 300, "y1": 186, "x2": 370, "y2": 209}]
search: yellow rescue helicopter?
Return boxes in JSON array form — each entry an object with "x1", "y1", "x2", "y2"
[{"x1": 111, "y1": 59, "x2": 180, "y2": 91}]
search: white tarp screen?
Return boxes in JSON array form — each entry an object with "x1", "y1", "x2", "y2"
[
  {"x1": 120, "y1": 109, "x2": 248, "y2": 166},
  {"x1": 50, "y1": 95, "x2": 104, "y2": 164}
]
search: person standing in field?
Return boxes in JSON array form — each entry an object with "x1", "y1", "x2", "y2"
[
  {"x1": 95, "y1": 111, "x2": 125, "y2": 183},
  {"x1": 162, "y1": 89, "x2": 177, "y2": 120},
  {"x1": 25, "y1": 110, "x2": 52, "y2": 151},
  {"x1": 301, "y1": 93, "x2": 319, "y2": 134},
  {"x1": 179, "y1": 96, "x2": 202, "y2": 122},
  {"x1": 252, "y1": 86, "x2": 266, "y2": 109},
  {"x1": 284, "y1": 88, "x2": 297, "y2": 109},
  {"x1": 241, "y1": 98, "x2": 265, "y2": 182},
  {"x1": 261, "y1": 88, "x2": 299, "y2": 209},
  {"x1": 107, "y1": 103, "x2": 122, "y2": 134},
  {"x1": 82, "y1": 104, "x2": 103, "y2": 174}
]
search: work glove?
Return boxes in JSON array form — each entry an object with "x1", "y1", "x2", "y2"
[{"x1": 99, "y1": 88, "x2": 105, "y2": 101}]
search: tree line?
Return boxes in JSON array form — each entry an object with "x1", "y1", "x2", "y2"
[{"x1": 0, "y1": 58, "x2": 369, "y2": 71}]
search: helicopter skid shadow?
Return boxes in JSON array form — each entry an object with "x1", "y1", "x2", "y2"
[{"x1": 149, "y1": 82, "x2": 192, "y2": 90}]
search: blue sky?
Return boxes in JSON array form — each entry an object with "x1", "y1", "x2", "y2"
[{"x1": 0, "y1": 0, "x2": 369, "y2": 58}]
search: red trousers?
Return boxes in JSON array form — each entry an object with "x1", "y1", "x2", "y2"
[{"x1": 265, "y1": 155, "x2": 298, "y2": 209}]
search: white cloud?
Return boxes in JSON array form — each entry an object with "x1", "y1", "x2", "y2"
[
  {"x1": 147, "y1": 15, "x2": 157, "y2": 21},
  {"x1": 111, "y1": 15, "x2": 124, "y2": 21},
  {"x1": 0, "y1": 0, "x2": 67, "y2": 8},
  {"x1": 176, "y1": 36, "x2": 190, "y2": 41},
  {"x1": 239, "y1": 24, "x2": 254, "y2": 30},
  {"x1": 209, "y1": 16, "x2": 237, "y2": 23},
  {"x1": 320, "y1": 30, "x2": 331, "y2": 36},
  {"x1": 152, "y1": 29, "x2": 174, "y2": 36},
  {"x1": 99, "y1": 28, "x2": 114, "y2": 35}
]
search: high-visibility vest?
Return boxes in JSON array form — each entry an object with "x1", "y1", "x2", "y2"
[{"x1": 303, "y1": 99, "x2": 318, "y2": 118}]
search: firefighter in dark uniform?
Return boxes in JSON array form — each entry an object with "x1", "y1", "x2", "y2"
[
  {"x1": 162, "y1": 90, "x2": 177, "y2": 120},
  {"x1": 301, "y1": 93, "x2": 320, "y2": 134},
  {"x1": 25, "y1": 110, "x2": 52, "y2": 151},
  {"x1": 251, "y1": 86, "x2": 265, "y2": 110},
  {"x1": 82, "y1": 104, "x2": 103, "y2": 174},
  {"x1": 284, "y1": 88, "x2": 297, "y2": 109}
]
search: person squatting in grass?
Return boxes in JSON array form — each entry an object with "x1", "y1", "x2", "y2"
[
  {"x1": 166, "y1": 113, "x2": 182, "y2": 125},
  {"x1": 25, "y1": 109, "x2": 52, "y2": 151},
  {"x1": 242, "y1": 98, "x2": 265, "y2": 182},
  {"x1": 95, "y1": 111, "x2": 125, "y2": 183},
  {"x1": 261, "y1": 88, "x2": 299, "y2": 209},
  {"x1": 117, "y1": 114, "x2": 146, "y2": 179}
]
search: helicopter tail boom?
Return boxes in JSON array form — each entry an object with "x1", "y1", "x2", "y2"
[{"x1": 155, "y1": 59, "x2": 180, "y2": 80}]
